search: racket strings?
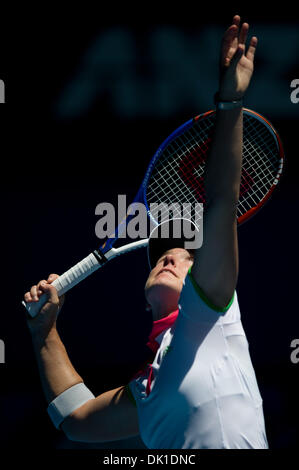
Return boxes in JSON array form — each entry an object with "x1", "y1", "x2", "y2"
[
  {"x1": 147, "y1": 123, "x2": 211, "y2": 223},
  {"x1": 146, "y1": 112, "x2": 282, "y2": 223},
  {"x1": 240, "y1": 116, "x2": 279, "y2": 213}
]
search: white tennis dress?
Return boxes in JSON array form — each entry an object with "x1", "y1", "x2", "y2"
[{"x1": 127, "y1": 272, "x2": 268, "y2": 449}]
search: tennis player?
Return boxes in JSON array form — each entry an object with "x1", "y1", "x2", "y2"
[{"x1": 24, "y1": 15, "x2": 268, "y2": 448}]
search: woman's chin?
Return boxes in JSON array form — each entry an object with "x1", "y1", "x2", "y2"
[{"x1": 146, "y1": 282, "x2": 180, "y2": 318}]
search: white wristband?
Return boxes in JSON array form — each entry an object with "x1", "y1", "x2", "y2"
[{"x1": 47, "y1": 383, "x2": 95, "y2": 429}]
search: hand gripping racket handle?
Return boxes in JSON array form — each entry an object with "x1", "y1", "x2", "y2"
[
  {"x1": 22, "y1": 252, "x2": 102, "y2": 318},
  {"x1": 22, "y1": 239, "x2": 149, "y2": 318}
]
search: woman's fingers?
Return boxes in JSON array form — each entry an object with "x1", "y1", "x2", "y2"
[
  {"x1": 47, "y1": 273, "x2": 59, "y2": 283},
  {"x1": 221, "y1": 15, "x2": 249, "y2": 67},
  {"x1": 221, "y1": 24, "x2": 238, "y2": 66},
  {"x1": 246, "y1": 36, "x2": 258, "y2": 61},
  {"x1": 223, "y1": 23, "x2": 238, "y2": 43},
  {"x1": 239, "y1": 22, "x2": 249, "y2": 45},
  {"x1": 39, "y1": 282, "x2": 59, "y2": 305},
  {"x1": 24, "y1": 291, "x2": 33, "y2": 303},
  {"x1": 30, "y1": 281, "x2": 46, "y2": 301},
  {"x1": 232, "y1": 15, "x2": 240, "y2": 27},
  {"x1": 24, "y1": 274, "x2": 60, "y2": 303}
]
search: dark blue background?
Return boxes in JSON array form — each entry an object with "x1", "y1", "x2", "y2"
[{"x1": 1, "y1": 5, "x2": 299, "y2": 455}]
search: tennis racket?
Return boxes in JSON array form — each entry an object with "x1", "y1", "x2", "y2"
[{"x1": 23, "y1": 107, "x2": 284, "y2": 317}]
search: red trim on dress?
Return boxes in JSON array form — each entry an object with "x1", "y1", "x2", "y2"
[
  {"x1": 146, "y1": 309, "x2": 179, "y2": 353},
  {"x1": 131, "y1": 309, "x2": 179, "y2": 395}
]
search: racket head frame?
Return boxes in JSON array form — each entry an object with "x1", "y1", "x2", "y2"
[{"x1": 142, "y1": 108, "x2": 284, "y2": 227}]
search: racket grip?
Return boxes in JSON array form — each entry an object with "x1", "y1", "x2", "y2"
[{"x1": 22, "y1": 252, "x2": 102, "y2": 318}]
